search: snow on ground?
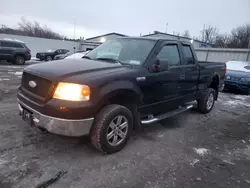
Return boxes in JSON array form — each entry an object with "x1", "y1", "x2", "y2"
[
  {"x1": 219, "y1": 93, "x2": 250, "y2": 107},
  {"x1": 14, "y1": 72, "x2": 23, "y2": 76},
  {"x1": 190, "y1": 159, "x2": 200, "y2": 167},
  {"x1": 193, "y1": 148, "x2": 210, "y2": 156}
]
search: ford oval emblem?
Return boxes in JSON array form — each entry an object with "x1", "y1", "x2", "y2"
[{"x1": 29, "y1": 81, "x2": 37, "y2": 88}]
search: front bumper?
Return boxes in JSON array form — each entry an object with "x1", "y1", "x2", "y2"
[
  {"x1": 18, "y1": 99, "x2": 94, "y2": 136},
  {"x1": 224, "y1": 80, "x2": 250, "y2": 92}
]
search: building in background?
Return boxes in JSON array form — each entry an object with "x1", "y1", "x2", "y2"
[
  {"x1": 86, "y1": 32, "x2": 127, "y2": 43},
  {"x1": 142, "y1": 31, "x2": 213, "y2": 48},
  {"x1": 79, "y1": 31, "x2": 213, "y2": 51},
  {"x1": 1, "y1": 31, "x2": 213, "y2": 57},
  {"x1": 78, "y1": 32, "x2": 127, "y2": 51}
]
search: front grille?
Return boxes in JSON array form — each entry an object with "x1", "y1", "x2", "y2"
[{"x1": 21, "y1": 72, "x2": 52, "y2": 98}]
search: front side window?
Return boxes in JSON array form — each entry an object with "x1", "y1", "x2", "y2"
[
  {"x1": 56, "y1": 50, "x2": 62, "y2": 54},
  {"x1": 157, "y1": 44, "x2": 180, "y2": 66},
  {"x1": 86, "y1": 38, "x2": 156, "y2": 65}
]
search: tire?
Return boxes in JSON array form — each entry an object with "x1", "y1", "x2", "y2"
[
  {"x1": 46, "y1": 56, "x2": 52, "y2": 61},
  {"x1": 90, "y1": 104, "x2": 133, "y2": 154},
  {"x1": 197, "y1": 88, "x2": 215, "y2": 114},
  {"x1": 14, "y1": 55, "x2": 25, "y2": 65}
]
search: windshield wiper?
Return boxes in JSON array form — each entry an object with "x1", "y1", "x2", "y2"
[{"x1": 95, "y1": 57, "x2": 122, "y2": 64}]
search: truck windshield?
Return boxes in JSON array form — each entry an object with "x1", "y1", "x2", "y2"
[{"x1": 86, "y1": 38, "x2": 156, "y2": 65}]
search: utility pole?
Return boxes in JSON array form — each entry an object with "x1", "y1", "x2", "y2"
[
  {"x1": 73, "y1": 19, "x2": 76, "y2": 53},
  {"x1": 166, "y1": 23, "x2": 168, "y2": 33}
]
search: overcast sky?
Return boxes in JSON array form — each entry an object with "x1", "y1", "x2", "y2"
[{"x1": 1, "y1": 0, "x2": 250, "y2": 39}]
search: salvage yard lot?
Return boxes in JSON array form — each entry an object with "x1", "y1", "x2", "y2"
[{"x1": 0, "y1": 64, "x2": 250, "y2": 188}]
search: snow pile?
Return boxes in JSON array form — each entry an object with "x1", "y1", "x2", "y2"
[{"x1": 193, "y1": 148, "x2": 210, "y2": 156}]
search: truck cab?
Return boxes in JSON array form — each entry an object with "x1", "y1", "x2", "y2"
[{"x1": 17, "y1": 37, "x2": 226, "y2": 154}]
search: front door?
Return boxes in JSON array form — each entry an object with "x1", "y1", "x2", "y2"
[{"x1": 139, "y1": 42, "x2": 182, "y2": 116}]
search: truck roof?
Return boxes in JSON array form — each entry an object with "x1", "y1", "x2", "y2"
[{"x1": 118, "y1": 37, "x2": 192, "y2": 45}]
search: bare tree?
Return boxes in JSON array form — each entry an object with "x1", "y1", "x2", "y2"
[
  {"x1": 181, "y1": 30, "x2": 191, "y2": 38},
  {"x1": 228, "y1": 24, "x2": 250, "y2": 48},
  {"x1": 16, "y1": 17, "x2": 65, "y2": 39},
  {"x1": 200, "y1": 25, "x2": 219, "y2": 44},
  {"x1": 214, "y1": 34, "x2": 230, "y2": 48},
  {"x1": 214, "y1": 24, "x2": 250, "y2": 48}
]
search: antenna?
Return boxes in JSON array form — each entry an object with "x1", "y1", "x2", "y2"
[{"x1": 166, "y1": 23, "x2": 168, "y2": 33}]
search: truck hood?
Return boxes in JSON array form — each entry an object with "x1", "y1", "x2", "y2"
[{"x1": 25, "y1": 59, "x2": 125, "y2": 81}]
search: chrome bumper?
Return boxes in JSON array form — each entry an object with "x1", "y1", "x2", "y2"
[{"x1": 17, "y1": 100, "x2": 94, "y2": 137}]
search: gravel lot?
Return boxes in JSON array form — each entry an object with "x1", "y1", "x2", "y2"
[{"x1": 0, "y1": 63, "x2": 250, "y2": 188}]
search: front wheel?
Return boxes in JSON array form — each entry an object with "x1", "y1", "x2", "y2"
[
  {"x1": 90, "y1": 104, "x2": 133, "y2": 154},
  {"x1": 197, "y1": 88, "x2": 215, "y2": 114},
  {"x1": 46, "y1": 56, "x2": 52, "y2": 61}
]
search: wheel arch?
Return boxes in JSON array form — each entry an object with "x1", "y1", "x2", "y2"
[
  {"x1": 99, "y1": 80, "x2": 142, "y2": 105},
  {"x1": 208, "y1": 74, "x2": 220, "y2": 100}
]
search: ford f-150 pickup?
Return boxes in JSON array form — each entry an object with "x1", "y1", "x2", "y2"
[{"x1": 17, "y1": 37, "x2": 226, "y2": 154}]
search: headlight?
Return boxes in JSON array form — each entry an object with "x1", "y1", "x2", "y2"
[{"x1": 53, "y1": 82, "x2": 90, "y2": 101}]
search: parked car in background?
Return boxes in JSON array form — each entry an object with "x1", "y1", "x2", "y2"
[
  {"x1": 54, "y1": 51, "x2": 73, "y2": 60},
  {"x1": 36, "y1": 49, "x2": 69, "y2": 61},
  {"x1": 224, "y1": 61, "x2": 250, "y2": 95},
  {"x1": 64, "y1": 50, "x2": 90, "y2": 60},
  {"x1": 0, "y1": 39, "x2": 31, "y2": 65},
  {"x1": 17, "y1": 37, "x2": 225, "y2": 154}
]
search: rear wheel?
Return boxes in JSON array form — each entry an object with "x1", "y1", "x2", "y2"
[
  {"x1": 197, "y1": 88, "x2": 215, "y2": 114},
  {"x1": 90, "y1": 104, "x2": 133, "y2": 154},
  {"x1": 14, "y1": 55, "x2": 25, "y2": 65}
]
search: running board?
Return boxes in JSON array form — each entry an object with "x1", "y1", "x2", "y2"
[{"x1": 141, "y1": 104, "x2": 194, "y2": 125}]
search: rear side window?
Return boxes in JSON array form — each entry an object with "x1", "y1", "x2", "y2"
[
  {"x1": 182, "y1": 45, "x2": 194, "y2": 65},
  {"x1": 157, "y1": 44, "x2": 180, "y2": 66},
  {"x1": 2, "y1": 41, "x2": 14, "y2": 47},
  {"x1": 13, "y1": 43, "x2": 24, "y2": 48}
]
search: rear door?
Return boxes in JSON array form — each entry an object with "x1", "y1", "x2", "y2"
[
  {"x1": 178, "y1": 44, "x2": 199, "y2": 102},
  {"x1": 0, "y1": 41, "x2": 15, "y2": 60}
]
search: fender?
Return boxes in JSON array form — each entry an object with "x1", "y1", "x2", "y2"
[{"x1": 99, "y1": 80, "x2": 143, "y2": 102}]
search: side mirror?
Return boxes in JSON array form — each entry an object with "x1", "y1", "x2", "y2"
[{"x1": 152, "y1": 59, "x2": 169, "y2": 72}]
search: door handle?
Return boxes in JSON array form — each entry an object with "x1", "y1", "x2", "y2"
[{"x1": 180, "y1": 72, "x2": 185, "y2": 79}]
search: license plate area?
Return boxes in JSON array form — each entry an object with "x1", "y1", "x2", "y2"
[{"x1": 22, "y1": 108, "x2": 33, "y2": 126}]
